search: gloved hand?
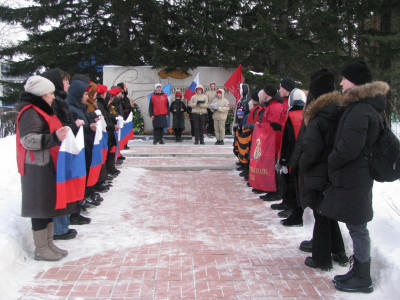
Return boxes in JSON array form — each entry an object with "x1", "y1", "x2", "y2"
[
  {"x1": 280, "y1": 166, "x2": 289, "y2": 174},
  {"x1": 232, "y1": 124, "x2": 239, "y2": 132},
  {"x1": 270, "y1": 122, "x2": 282, "y2": 131},
  {"x1": 275, "y1": 162, "x2": 281, "y2": 173}
]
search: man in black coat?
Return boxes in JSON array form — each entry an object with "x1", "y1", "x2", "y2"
[{"x1": 318, "y1": 61, "x2": 390, "y2": 293}]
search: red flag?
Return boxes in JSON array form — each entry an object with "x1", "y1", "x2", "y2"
[
  {"x1": 249, "y1": 122, "x2": 277, "y2": 192},
  {"x1": 224, "y1": 64, "x2": 243, "y2": 103}
]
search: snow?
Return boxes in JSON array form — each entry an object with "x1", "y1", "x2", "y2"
[{"x1": 1, "y1": 135, "x2": 400, "y2": 299}]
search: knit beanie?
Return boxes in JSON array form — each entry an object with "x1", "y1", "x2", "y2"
[
  {"x1": 251, "y1": 90, "x2": 260, "y2": 102},
  {"x1": 341, "y1": 61, "x2": 372, "y2": 85},
  {"x1": 309, "y1": 68, "x2": 335, "y2": 99},
  {"x1": 263, "y1": 83, "x2": 277, "y2": 97},
  {"x1": 155, "y1": 83, "x2": 162, "y2": 89},
  {"x1": 280, "y1": 77, "x2": 296, "y2": 92},
  {"x1": 24, "y1": 75, "x2": 55, "y2": 96},
  {"x1": 237, "y1": 108, "x2": 244, "y2": 117}
]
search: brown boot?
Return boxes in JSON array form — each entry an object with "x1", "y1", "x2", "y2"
[
  {"x1": 33, "y1": 229, "x2": 63, "y2": 261},
  {"x1": 47, "y1": 222, "x2": 68, "y2": 257}
]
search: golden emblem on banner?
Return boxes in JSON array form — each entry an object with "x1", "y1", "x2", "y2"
[{"x1": 253, "y1": 139, "x2": 262, "y2": 160}]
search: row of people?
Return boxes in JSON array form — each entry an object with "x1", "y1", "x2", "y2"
[
  {"x1": 233, "y1": 61, "x2": 390, "y2": 294},
  {"x1": 149, "y1": 83, "x2": 230, "y2": 145},
  {"x1": 16, "y1": 69, "x2": 132, "y2": 261}
]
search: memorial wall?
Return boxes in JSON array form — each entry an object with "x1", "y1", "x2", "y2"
[{"x1": 103, "y1": 66, "x2": 236, "y2": 131}]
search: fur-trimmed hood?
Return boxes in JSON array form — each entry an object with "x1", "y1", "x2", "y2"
[
  {"x1": 341, "y1": 81, "x2": 390, "y2": 109},
  {"x1": 303, "y1": 91, "x2": 341, "y2": 126}
]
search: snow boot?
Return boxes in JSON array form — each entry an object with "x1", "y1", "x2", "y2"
[
  {"x1": 305, "y1": 256, "x2": 332, "y2": 271},
  {"x1": 33, "y1": 229, "x2": 63, "y2": 261},
  {"x1": 334, "y1": 257, "x2": 373, "y2": 293},
  {"x1": 277, "y1": 209, "x2": 292, "y2": 218},
  {"x1": 271, "y1": 202, "x2": 288, "y2": 211},
  {"x1": 299, "y1": 239, "x2": 313, "y2": 253},
  {"x1": 280, "y1": 207, "x2": 303, "y2": 227},
  {"x1": 47, "y1": 222, "x2": 68, "y2": 257}
]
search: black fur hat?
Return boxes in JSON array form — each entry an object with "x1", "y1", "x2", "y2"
[
  {"x1": 341, "y1": 61, "x2": 372, "y2": 85},
  {"x1": 309, "y1": 68, "x2": 335, "y2": 99}
]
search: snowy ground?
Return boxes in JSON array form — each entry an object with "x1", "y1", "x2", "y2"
[{"x1": 0, "y1": 135, "x2": 400, "y2": 299}]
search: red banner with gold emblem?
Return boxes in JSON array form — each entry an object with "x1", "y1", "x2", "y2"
[{"x1": 249, "y1": 122, "x2": 276, "y2": 192}]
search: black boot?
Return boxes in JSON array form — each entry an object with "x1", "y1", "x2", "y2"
[
  {"x1": 305, "y1": 256, "x2": 332, "y2": 271},
  {"x1": 277, "y1": 209, "x2": 292, "y2": 218},
  {"x1": 299, "y1": 239, "x2": 313, "y2": 253},
  {"x1": 333, "y1": 257, "x2": 373, "y2": 293},
  {"x1": 271, "y1": 202, "x2": 288, "y2": 210},
  {"x1": 281, "y1": 207, "x2": 303, "y2": 227},
  {"x1": 260, "y1": 192, "x2": 282, "y2": 202}
]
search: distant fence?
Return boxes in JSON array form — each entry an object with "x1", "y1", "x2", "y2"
[{"x1": 0, "y1": 108, "x2": 18, "y2": 138}]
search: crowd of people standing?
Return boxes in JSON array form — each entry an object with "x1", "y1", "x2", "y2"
[
  {"x1": 16, "y1": 61, "x2": 390, "y2": 295},
  {"x1": 16, "y1": 69, "x2": 133, "y2": 261},
  {"x1": 233, "y1": 61, "x2": 390, "y2": 294}
]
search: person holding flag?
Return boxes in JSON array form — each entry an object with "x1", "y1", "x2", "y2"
[
  {"x1": 188, "y1": 84, "x2": 209, "y2": 145},
  {"x1": 149, "y1": 83, "x2": 169, "y2": 145},
  {"x1": 16, "y1": 75, "x2": 73, "y2": 261}
]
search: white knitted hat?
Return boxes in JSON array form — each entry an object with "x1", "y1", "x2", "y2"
[
  {"x1": 24, "y1": 75, "x2": 55, "y2": 96},
  {"x1": 154, "y1": 83, "x2": 162, "y2": 89}
]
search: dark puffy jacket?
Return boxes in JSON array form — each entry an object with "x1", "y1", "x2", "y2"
[
  {"x1": 319, "y1": 82, "x2": 390, "y2": 224},
  {"x1": 299, "y1": 92, "x2": 342, "y2": 208}
]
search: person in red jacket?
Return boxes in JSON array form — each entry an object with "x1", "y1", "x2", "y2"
[{"x1": 149, "y1": 83, "x2": 169, "y2": 144}]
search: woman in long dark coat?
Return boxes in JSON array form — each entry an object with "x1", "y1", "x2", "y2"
[
  {"x1": 170, "y1": 90, "x2": 186, "y2": 142},
  {"x1": 319, "y1": 61, "x2": 390, "y2": 293},
  {"x1": 16, "y1": 76, "x2": 72, "y2": 261}
]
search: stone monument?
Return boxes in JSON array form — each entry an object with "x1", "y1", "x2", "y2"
[{"x1": 103, "y1": 66, "x2": 237, "y2": 131}]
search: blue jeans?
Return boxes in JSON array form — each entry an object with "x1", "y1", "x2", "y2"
[{"x1": 53, "y1": 215, "x2": 70, "y2": 235}]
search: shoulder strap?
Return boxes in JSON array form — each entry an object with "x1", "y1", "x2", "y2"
[{"x1": 362, "y1": 104, "x2": 387, "y2": 159}]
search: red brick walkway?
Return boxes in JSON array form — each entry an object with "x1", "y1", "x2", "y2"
[{"x1": 19, "y1": 141, "x2": 346, "y2": 299}]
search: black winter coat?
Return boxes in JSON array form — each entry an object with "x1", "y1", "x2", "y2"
[
  {"x1": 319, "y1": 82, "x2": 390, "y2": 224},
  {"x1": 299, "y1": 92, "x2": 342, "y2": 209},
  {"x1": 170, "y1": 99, "x2": 186, "y2": 129}
]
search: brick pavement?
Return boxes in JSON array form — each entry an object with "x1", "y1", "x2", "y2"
[{"x1": 19, "y1": 140, "x2": 347, "y2": 299}]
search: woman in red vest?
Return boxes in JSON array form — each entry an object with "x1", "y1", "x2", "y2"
[
  {"x1": 149, "y1": 83, "x2": 169, "y2": 144},
  {"x1": 16, "y1": 76, "x2": 71, "y2": 261}
]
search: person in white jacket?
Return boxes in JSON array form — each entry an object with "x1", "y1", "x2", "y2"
[{"x1": 210, "y1": 89, "x2": 230, "y2": 145}]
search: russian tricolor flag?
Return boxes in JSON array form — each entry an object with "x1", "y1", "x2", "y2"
[
  {"x1": 114, "y1": 116, "x2": 124, "y2": 161},
  {"x1": 87, "y1": 118, "x2": 106, "y2": 187},
  {"x1": 184, "y1": 73, "x2": 200, "y2": 100},
  {"x1": 56, "y1": 127, "x2": 86, "y2": 209},
  {"x1": 119, "y1": 112, "x2": 134, "y2": 150},
  {"x1": 100, "y1": 117, "x2": 108, "y2": 164}
]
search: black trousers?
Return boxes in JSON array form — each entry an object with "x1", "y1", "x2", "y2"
[
  {"x1": 153, "y1": 127, "x2": 164, "y2": 142},
  {"x1": 207, "y1": 109, "x2": 215, "y2": 134},
  {"x1": 193, "y1": 113, "x2": 205, "y2": 142},
  {"x1": 31, "y1": 218, "x2": 52, "y2": 231},
  {"x1": 174, "y1": 128, "x2": 183, "y2": 140},
  {"x1": 281, "y1": 173, "x2": 297, "y2": 208},
  {"x1": 311, "y1": 190, "x2": 345, "y2": 266}
]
